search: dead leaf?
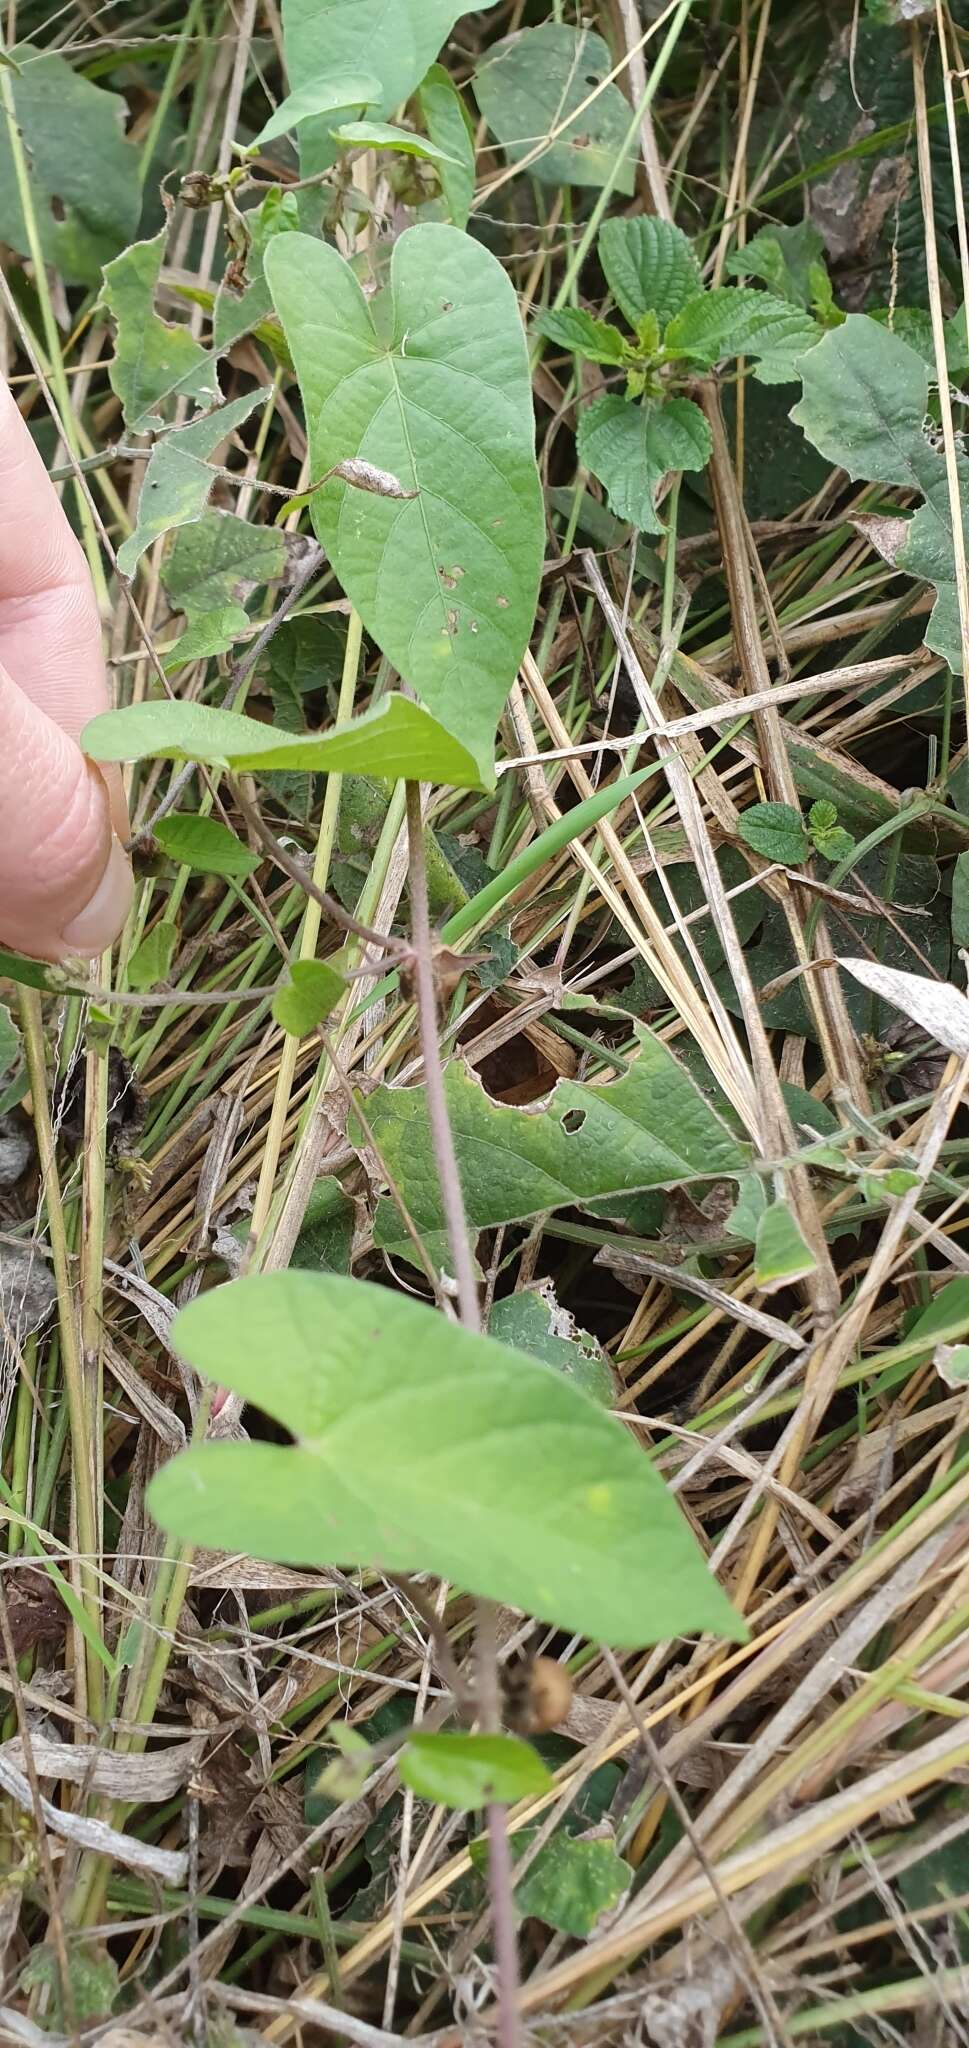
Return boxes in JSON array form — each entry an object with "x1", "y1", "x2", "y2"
[{"x1": 838, "y1": 957, "x2": 969, "y2": 1058}]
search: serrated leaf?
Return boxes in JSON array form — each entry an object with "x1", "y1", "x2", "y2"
[
  {"x1": 117, "y1": 390, "x2": 266, "y2": 579},
  {"x1": 127, "y1": 921, "x2": 178, "y2": 993},
  {"x1": 737, "y1": 801, "x2": 809, "y2": 865},
  {"x1": 754, "y1": 1201, "x2": 818, "y2": 1292},
  {"x1": 153, "y1": 814, "x2": 260, "y2": 880},
  {"x1": 271, "y1": 960, "x2": 345, "y2": 1037},
  {"x1": 101, "y1": 230, "x2": 221, "y2": 432},
  {"x1": 82, "y1": 691, "x2": 485, "y2": 791},
  {"x1": 535, "y1": 308, "x2": 626, "y2": 365},
  {"x1": 400, "y1": 1732, "x2": 551, "y2": 1810},
  {"x1": 0, "y1": 46, "x2": 139, "y2": 285},
  {"x1": 792, "y1": 315, "x2": 969, "y2": 672},
  {"x1": 266, "y1": 227, "x2": 543, "y2": 784},
  {"x1": 249, "y1": 73, "x2": 380, "y2": 148},
  {"x1": 725, "y1": 222, "x2": 827, "y2": 309},
  {"x1": 514, "y1": 1831, "x2": 631, "y2": 1936},
  {"x1": 146, "y1": 1272, "x2": 744, "y2": 1647},
  {"x1": 598, "y1": 216, "x2": 702, "y2": 330},
  {"x1": 330, "y1": 119, "x2": 462, "y2": 169},
  {"x1": 813, "y1": 824, "x2": 854, "y2": 862},
  {"x1": 282, "y1": 0, "x2": 494, "y2": 178},
  {"x1": 474, "y1": 23, "x2": 635, "y2": 194},
  {"x1": 366, "y1": 1025, "x2": 749, "y2": 1262},
  {"x1": 417, "y1": 65, "x2": 476, "y2": 229},
  {"x1": 489, "y1": 1286, "x2": 615, "y2": 1406},
  {"x1": 808, "y1": 800, "x2": 838, "y2": 834},
  {"x1": 665, "y1": 288, "x2": 820, "y2": 382},
  {"x1": 577, "y1": 395, "x2": 711, "y2": 535}
]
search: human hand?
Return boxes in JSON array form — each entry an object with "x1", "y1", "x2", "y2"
[{"x1": 0, "y1": 378, "x2": 132, "y2": 963}]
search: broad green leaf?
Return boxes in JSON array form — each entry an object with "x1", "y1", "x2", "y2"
[
  {"x1": 598, "y1": 216, "x2": 702, "y2": 330},
  {"x1": 725, "y1": 221, "x2": 827, "y2": 309},
  {"x1": 147, "y1": 1271, "x2": 744, "y2": 1647},
  {"x1": 101, "y1": 231, "x2": 221, "y2": 432},
  {"x1": 417, "y1": 65, "x2": 476, "y2": 229},
  {"x1": 282, "y1": 0, "x2": 495, "y2": 178},
  {"x1": 161, "y1": 512, "x2": 289, "y2": 662},
  {"x1": 0, "y1": 47, "x2": 139, "y2": 285},
  {"x1": 754, "y1": 1201, "x2": 818, "y2": 1292},
  {"x1": 400, "y1": 1732, "x2": 551, "y2": 1810},
  {"x1": 535, "y1": 309, "x2": 626, "y2": 365},
  {"x1": 127, "y1": 921, "x2": 178, "y2": 993},
  {"x1": 366, "y1": 1025, "x2": 749, "y2": 1262},
  {"x1": 266, "y1": 227, "x2": 543, "y2": 784},
  {"x1": 665, "y1": 288, "x2": 820, "y2": 383},
  {"x1": 489, "y1": 1287, "x2": 615, "y2": 1407},
  {"x1": 153, "y1": 814, "x2": 260, "y2": 880},
  {"x1": 82, "y1": 691, "x2": 485, "y2": 791},
  {"x1": 514, "y1": 1831, "x2": 631, "y2": 1937},
  {"x1": 248, "y1": 73, "x2": 380, "y2": 148},
  {"x1": 737, "y1": 801, "x2": 809, "y2": 866},
  {"x1": 474, "y1": 24, "x2": 636, "y2": 194},
  {"x1": 271, "y1": 960, "x2": 345, "y2": 1037},
  {"x1": 330, "y1": 119, "x2": 463, "y2": 169},
  {"x1": 117, "y1": 390, "x2": 265, "y2": 579},
  {"x1": 792, "y1": 315, "x2": 969, "y2": 672},
  {"x1": 577, "y1": 395, "x2": 711, "y2": 535}
]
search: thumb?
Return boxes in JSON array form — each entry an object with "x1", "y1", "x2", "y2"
[{"x1": 0, "y1": 658, "x2": 132, "y2": 962}]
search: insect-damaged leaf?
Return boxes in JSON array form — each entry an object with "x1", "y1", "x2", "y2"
[
  {"x1": 117, "y1": 391, "x2": 266, "y2": 579},
  {"x1": 474, "y1": 23, "x2": 636, "y2": 193},
  {"x1": 365, "y1": 1024, "x2": 749, "y2": 1264},
  {"x1": 0, "y1": 47, "x2": 139, "y2": 286},
  {"x1": 265, "y1": 226, "x2": 543, "y2": 785},
  {"x1": 147, "y1": 1272, "x2": 744, "y2": 1648},
  {"x1": 792, "y1": 314, "x2": 969, "y2": 672},
  {"x1": 101, "y1": 230, "x2": 222, "y2": 432}
]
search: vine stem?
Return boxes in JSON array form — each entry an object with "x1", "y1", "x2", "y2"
[
  {"x1": 18, "y1": 991, "x2": 104, "y2": 1722},
  {"x1": 248, "y1": 607, "x2": 362, "y2": 1247},
  {"x1": 404, "y1": 781, "x2": 521, "y2": 2048}
]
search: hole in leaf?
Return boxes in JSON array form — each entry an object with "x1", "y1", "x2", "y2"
[
  {"x1": 561, "y1": 1107, "x2": 586, "y2": 1135},
  {"x1": 49, "y1": 194, "x2": 66, "y2": 222}
]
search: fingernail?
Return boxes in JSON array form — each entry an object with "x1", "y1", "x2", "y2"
[{"x1": 59, "y1": 835, "x2": 133, "y2": 957}]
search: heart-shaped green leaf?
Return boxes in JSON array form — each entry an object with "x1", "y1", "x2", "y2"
[
  {"x1": 272, "y1": 960, "x2": 346, "y2": 1037},
  {"x1": 265, "y1": 226, "x2": 543, "y2": 785},
  {"x1": 148, "y1": 1273, "x2": 744, "y2": 1649}
]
